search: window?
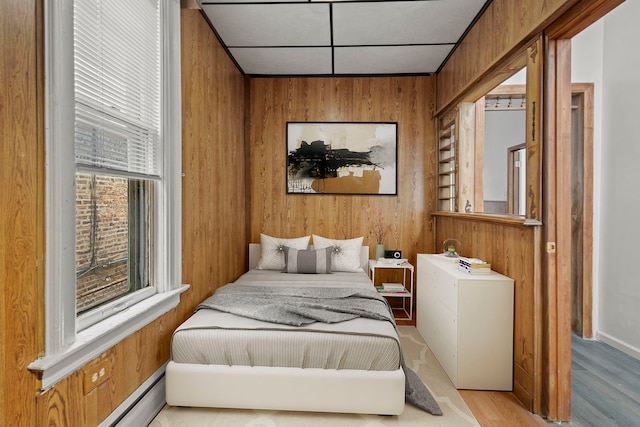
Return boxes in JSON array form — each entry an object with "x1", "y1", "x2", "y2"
[
  {"x1": 437, "y1": 109, "x2": 458, "y2": 212},
  {"x1": 75, "y1": 175, "x2": 154, "y2": 329},
  {"x1": 72, "y1": 0, "x2": 164, "y2": 329},
  {"x1": 29, "y1": 0, "x2": 185, "y2": 389}
]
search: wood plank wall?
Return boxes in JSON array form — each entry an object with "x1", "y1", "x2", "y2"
[
  {"x1": 1, "y1": 7, "x2": 247, "y2": 425},
  {"x1": 1, "y1": 1, "x2": 42, "y2": 426},
  {"x1": 433, "y1": 213, "x2": 541, "y2": 412},
  {"x1": 436, "y1": 0, "x2": 577, "y2": 113},
  {"x1": 247, "y1": 77, "x2": 437, "y2": 284}
]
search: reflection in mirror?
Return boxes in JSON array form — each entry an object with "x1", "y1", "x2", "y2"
[{"x1": 482, "y1": 68, "x2": 527, "y2": 215}]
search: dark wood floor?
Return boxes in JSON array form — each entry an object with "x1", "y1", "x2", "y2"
[
  {"x1": 460, "y1": 335, "x2": 640, "y2": 426},
  {"x1": 568, "y1": 334, "x2": 640, "y2": 426}
]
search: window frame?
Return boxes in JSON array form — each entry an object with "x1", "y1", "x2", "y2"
[{"x1": 29, "y1": 0, "x2": 187, "y2": 391}]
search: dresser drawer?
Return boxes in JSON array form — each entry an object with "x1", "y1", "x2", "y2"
[
  {"x1": 436, "y1": 302, "x2": 458, "y2": 350},
  {"x1": 424, "y1": 259, "x2": 458, "y2": 312},
  {"x1": 438, "y1": 342, "x2": 458, "y2": 386}
]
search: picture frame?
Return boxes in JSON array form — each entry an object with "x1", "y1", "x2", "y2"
[{"x1": 286, "y1": 121, "x2": 398, "y2": 195}]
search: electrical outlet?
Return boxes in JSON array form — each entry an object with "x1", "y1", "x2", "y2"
[{"x1": 82, "y1": 358, "x2": 111, "y2": 395}]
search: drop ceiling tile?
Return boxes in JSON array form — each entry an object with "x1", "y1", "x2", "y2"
[
  {"x1": 334, "y1": 45, "x2": 453, "y2": 75},
  {"x1": 230, "y1": 47, "x2": 333, "y2": 75},
  {"x1": 199, "y1": 0, "x2": 491, "y2": 75},
  {"x1": 333, "y1": 0, "x2": 486, "y2": 45},
  {"x1": 203, "y1": 0, "x2": 301, "y2": 2},
  {"x1": 202, "y1": 4, "x2": 331, "y2": 47}
]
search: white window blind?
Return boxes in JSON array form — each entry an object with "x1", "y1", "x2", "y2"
[{"x1": 74, "y1": 0, "x2": 161, "y2": 177}]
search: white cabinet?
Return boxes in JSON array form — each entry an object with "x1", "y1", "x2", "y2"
[{"x1": 416, "y1": 254, "x2": 514, "y2": 390}]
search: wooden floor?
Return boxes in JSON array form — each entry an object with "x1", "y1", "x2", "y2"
[
  {"x1": 459, "y1": 335, "x2": 640, "y2": 426},
  {"x1": 459, "y1": 390, "x2": 547, "y2": 427}
]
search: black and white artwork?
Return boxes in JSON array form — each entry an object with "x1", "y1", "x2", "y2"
[{"x1": 286, "y1": 122, "x2": 397, "y2": 195}]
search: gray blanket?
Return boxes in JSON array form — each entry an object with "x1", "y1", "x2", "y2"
[
  {"x1": 197, "y1": 284, "x2": 393, "y2": 326},
  {"x1": 197, "y1": 284, "x2": 442, "y2": 416}
]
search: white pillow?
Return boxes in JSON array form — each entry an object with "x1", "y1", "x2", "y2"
[
  {"x1": 312, "y1": 235, "x2": 364, "y2": 272},
  {"x1": 257, "y1": 233, "x2": 311, "y2": 270}
]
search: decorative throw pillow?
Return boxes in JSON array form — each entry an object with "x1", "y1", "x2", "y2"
[
  {"x1": 312, "y1": 235, "x2": 364, "y2": 272},
  {"x1": 257, "y1": 233, "x2": 311, "y2": 270},
  {"x1": 283, "y1": 246, "x2": 332, "y2": 274}
]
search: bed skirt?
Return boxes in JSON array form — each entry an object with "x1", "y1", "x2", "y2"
[{"x1": 165, "y1": 361, "x2": 406, "y2": 415}]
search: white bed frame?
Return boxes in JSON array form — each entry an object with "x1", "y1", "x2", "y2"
[{"x1": 165, "y1": 244, "x2": 406, "y2": 415}]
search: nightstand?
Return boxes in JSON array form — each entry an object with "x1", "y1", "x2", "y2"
[{"x1": 369, "y1": 260, "x2": 414, "y2": 321}]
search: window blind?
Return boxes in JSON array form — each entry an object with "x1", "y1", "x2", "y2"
[{"x1": 74, "y1": 0, "x2": 161, "y2": 177}]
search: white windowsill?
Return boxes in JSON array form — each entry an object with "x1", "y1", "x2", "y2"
[{"x1": 28, "y1": 284, "x2": 189, "y2": 391}]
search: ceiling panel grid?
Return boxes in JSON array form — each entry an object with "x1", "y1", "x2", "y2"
[{"x1": 200, "y1": 0, "x2": 489, "y2": 76}]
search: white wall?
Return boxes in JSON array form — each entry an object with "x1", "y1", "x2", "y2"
[
  {"x1": 484, "y1": 109, "x2": 526, "y2": 202},
  {"x1": 573, "y1": 0, "x2": 640, "y2": 359}
]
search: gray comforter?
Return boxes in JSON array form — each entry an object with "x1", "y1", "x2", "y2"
[
  {"x1": 197, "y1": 284, "x2": 392, "y2": 326},
  {"x1": 197, "y1": 284, "x2": 443, "y2": 416}
]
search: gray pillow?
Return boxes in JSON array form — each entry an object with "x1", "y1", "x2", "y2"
[{"x1": 283, "y1": 246, "x2": 332, "y2": 274}]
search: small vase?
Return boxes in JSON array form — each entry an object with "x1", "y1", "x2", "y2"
[{"x1": 376, "y1": 243, "x2": 385, "y2": 261}]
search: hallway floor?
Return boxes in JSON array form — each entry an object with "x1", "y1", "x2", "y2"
[{"x1": 568, "y1": 334, "x2": 640, "y2": 426}]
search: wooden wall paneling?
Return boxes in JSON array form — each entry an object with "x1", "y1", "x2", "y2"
[
  {"x1": 180, "y1": 8, "x2": 247, "y2": 300},
  {"x1": 461, "y1": 10, "x2": 487, "y2": 87},
  {"x1": 436, "y1": 0, "x2": 579, "y2": 114},
  {"x1": 94, "y1": 352, "x2": 116, "y2": 422},
  {"x1": 432, "y1": 213, "x2": 541, "y2": 412},
  {"x1": 36, "y1": 371, "x2": 83, "y2": 426},
  {"x1": 248, "y1": 76, "x2": 436, "y2": 275},
  {"x1": 1, "y1": 0, "x2": 41, "y2": 426}
]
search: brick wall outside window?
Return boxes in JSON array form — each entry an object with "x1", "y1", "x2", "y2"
[{"x1": 75, "y1": 174, "x2": 130, "y2": 313}]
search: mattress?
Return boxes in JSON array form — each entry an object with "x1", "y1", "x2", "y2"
[{"x1": 171, "y1": 269, "x2": 401, "y2": 371}]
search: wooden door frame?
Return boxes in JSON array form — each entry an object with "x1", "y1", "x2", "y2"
[
  {"x1": 542, "y1": 0, "x2": 622, "y2": 420},
  {"x1": 542, "y1": 36, "x2": 573, "y2": 423},
  {"x1": 570, "y1": 84, "x2": 595, "y2": 339}
]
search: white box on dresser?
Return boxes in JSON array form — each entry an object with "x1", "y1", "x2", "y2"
[{"x1": 416, "y1": 254, "x2": 514, "y2": 391}]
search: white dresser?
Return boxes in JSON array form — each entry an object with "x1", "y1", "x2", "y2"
[{"x1": 416, "y1": 254, "x2": 514, "y2": 390}]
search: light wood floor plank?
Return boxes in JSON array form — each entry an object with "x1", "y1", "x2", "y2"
[{"x1": 459, "y1": 390, "x2": 547, "y2": 427}]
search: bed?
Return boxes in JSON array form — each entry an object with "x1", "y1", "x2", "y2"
[{"x1": 165, "y1": 237, "x2": 424, "y2": 415}]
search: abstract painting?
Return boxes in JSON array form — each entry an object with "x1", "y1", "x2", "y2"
[{"x1": 286, "y1": 122, "x2": 397, "y2": 195}]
